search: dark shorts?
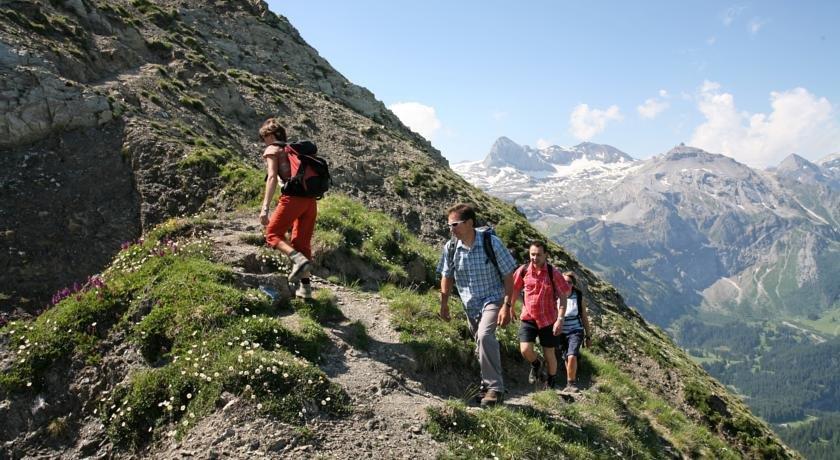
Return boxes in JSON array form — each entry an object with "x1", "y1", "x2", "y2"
[
  {"x1": 557, "y1": 330, "x2": 584, "y2": 360},
  {"x1": 518, "y1": 320, "x2": 559, "y2": 347}
]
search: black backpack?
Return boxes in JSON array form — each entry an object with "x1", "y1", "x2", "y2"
[
  {"x1": 273, "y1": 141, "x2": 331, "y2": 199},
  {"x1": 446, "y1": 226, "x2": 504, "y2": 281}
]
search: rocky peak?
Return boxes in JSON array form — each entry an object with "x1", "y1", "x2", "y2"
[
  {"x1": 482, "y1": 136, "x2": 552, "y2": 171},
  {"x1": 777, "y1": 153, "x2": 820, "y2": 173},
  {"x1": 573, "y1": 141, "x2": 634, "y2": 163},
  {"x1": 661, "y1": 144, "x2": 717, "y2": 161}
]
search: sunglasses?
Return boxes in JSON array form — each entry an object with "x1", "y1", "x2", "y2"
[{"x1": 447, "y1": 220, "x2": 465, "y2": 228}]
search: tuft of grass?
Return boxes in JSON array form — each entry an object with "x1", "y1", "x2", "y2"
[
  {"x1": 288, "y1": 290, "x2": 344, "y2": 324},
  {"x1": 238, "y1": 233, "x2": 266, "y2": 246},
  {"x1": 379, "y1": 285, "x2": 473, "y2": 371},
  {"x1": 218, "y1": 161, "x2": 264, "y2": 208},
  {"x1": 178, "y1": 147, "x2": 232, "y2": 175},
  {"x1": 315, "y1": 195, "x2": 439, "y2": 287},
  {"x1": 178, "y1": 95, "x2": 204, "y2": 111},
  {"x1": 147, "y1": 39, "x2": 174, "y2": 54},
  {"x1": 47, "y1": 417, "x2": 71, "y2": 439}
]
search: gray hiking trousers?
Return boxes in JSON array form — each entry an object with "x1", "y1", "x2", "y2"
[{"x1": 467, "y1": 302, "x2": 504, "y2": 392}]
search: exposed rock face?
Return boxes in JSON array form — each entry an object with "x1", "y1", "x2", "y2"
[
  {"x1": 0, "y1": 0, "x2": 446, "y2": 312},
  {"x1": 481, "y1": 136, "x2": 632, "y2": 171}
]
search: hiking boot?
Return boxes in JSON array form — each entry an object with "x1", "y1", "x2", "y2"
[
  {"x1": 563, "y1": 380, "x2": 580, "y2": 393},
  {"x1": 295, "y1": 282, "x2": 312, "y2": 300},
  {"x1": 480, "y1": 389, "x2": 502, "y2": 407},
  {"x1": 288, "y1": 252, "x2": 311, "y2": 283},
  {"x1": 528, "y1": 360, "x2": 543, "y2": 385},
  {"x1": 472, "y1": 383, "x2": 489, "y2": 404},
  {"x1": 547, "y1": 374, "x2": 558, "y2": 390}
]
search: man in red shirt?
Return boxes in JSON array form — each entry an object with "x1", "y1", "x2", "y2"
[{"x1": 511, "y1": 241, "x2": 571, "y2": 389}]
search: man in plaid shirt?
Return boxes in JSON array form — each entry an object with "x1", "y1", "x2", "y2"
[
  {"x1": 437, "y1": 203, "x2": 517, "y2": 407},
  {"x1": 511, "y1": 241, "x2": 571, "y2": 389}
]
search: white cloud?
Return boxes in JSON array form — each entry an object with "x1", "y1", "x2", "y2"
[
  {"x1": 748, "y1": 17, "x2": 767, "y2": 35},
  {"x1": 689, "y1": 81, "x2": 840, "y2": 167},
  {"x1": 637, "y1": 90, "x2": 671, "y2": 119},
  {"x1": 536, "y1": 138, "x2": 552, "y2": 149},
  {"x1": 569, "y1": 104, "x2": 623, "y2": 140},
  {"x1": 722, "y1": 5, "x2": 746, "y2": 26},
  {"x1": 388, "y1": 101, "x2": 442, "y2": 140}
]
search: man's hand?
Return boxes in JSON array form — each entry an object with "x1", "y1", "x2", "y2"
[
  {"x1": 497, "y1": 305, "x2": 512, "y2": 327},
  {"x1": 439, "y1": 304, "x2": 451, "y2": 322},
  {"x1": 552, "y1": 318, "x2": 564, "y2": 336}
]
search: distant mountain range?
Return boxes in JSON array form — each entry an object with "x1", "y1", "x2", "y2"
[{"x1": 455, "y1": 138, "x2": 840, "y2": 327}]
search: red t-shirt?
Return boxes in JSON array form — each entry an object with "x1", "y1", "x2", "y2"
[{"x1": 513, "y1": 263, "x2": 572, "y2": 328}]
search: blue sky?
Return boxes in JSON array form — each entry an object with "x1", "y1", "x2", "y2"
[{"x1": 266, "y1": 1, "x2": 840, "y2": 167}]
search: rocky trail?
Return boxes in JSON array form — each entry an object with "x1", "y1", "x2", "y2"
[
  {"x1": 0, "y1": 211, "x2": 580, "y2": 460},
  {"x1": 190, "y1": 212, "x2": 574, "y2": 458}
]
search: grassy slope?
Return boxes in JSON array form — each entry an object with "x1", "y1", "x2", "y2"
[
  {"x1": 1, "y1": 217, "x2": 348, "y2": 448},
  {"x1": 0, "y1": 0, "x2": 797, "y2": 457},
  {"x1": 0, "y1": 194, "x2": 796, "y2": 457},
  {"x1": 307, "y1": 195, "x2": 796, "y2": 458}
]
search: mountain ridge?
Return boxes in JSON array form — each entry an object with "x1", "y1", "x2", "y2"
[{"x1": 0, "y1": 1, "x2": 796, "y2": 458}]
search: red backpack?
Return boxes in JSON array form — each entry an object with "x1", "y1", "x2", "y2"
[{"x1": 273, "y1": 141, "x2": 331, "y2": 199}]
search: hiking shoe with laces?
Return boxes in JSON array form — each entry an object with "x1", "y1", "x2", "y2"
[
  {"x1": 528, "y1": 360, "x2": 543, "y2": 385},
  {"x1": 563, "y1": 381, "x2": 580, "y2": 393},
  {"x1": 295, "y1": 282, "x2": 312, "y2": 300},
  {"x1": 472, "y1": 383, "x2": 489, "y2": 404},
  {"x1": 480, "y1": 389, "x2": 502, "y2": 407},
  {"x1": 288, "y1": 253, "x2": 311, "y2": 283}
]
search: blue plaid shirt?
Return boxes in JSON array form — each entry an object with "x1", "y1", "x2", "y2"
[{"x1": 437, "y1": 231, "x2": 518, "y2": 319}]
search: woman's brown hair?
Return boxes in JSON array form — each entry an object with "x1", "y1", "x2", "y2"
[{"x1": 259, "y1": 118, "x2": 287, "y2": 142}]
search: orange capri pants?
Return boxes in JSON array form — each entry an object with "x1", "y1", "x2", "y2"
[{"x1": 265, "y1": 195, "x2": 318, "y2": 259}]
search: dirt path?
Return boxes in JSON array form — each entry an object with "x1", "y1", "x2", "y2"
[
  {"x1": 174, "y1": 212, "x2": 565, "y2": 458},
  {"x1": 198, "y1": 213, "x2": 446, "y2": 458}
]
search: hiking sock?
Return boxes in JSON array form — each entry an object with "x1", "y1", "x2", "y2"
[
  {"x1": 528, "y1": 360, "x2": 542, "y2": 384},
  {"x1": 300, "y1": 278, "x2": 310, "y2": 285},
  {"x1": 547, "y1": 374, "x2": 557, "y2": 389},
  {"x1": 289, "y1": 250, "x2": 308, "y2": 264}
]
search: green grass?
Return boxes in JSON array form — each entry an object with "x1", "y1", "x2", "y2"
[
  {"x1": 379, "y1": 284, "x2": 473, "y2": 371},
  {"x1": 427, "y1": 351, "x2": 739, "y2": 459},
  {"x1": 288, "y1": 289, "x2": 344, "y2": 324},
  {"x1": 1, "y1": 217, "x2": 349, "y2": 447},
  {"x1": 378, "y1": 284, "x2": 519, "y2": 372},
  {"x1": 178, "y1": 146, "x2": 233, "y2": 175},
  {"x1": 218, "y1": 161, "x2": 264, "y2": 208},
  {"x1": 315, "y1": 195, "x2": 439, "y2": 287},
  {"x1": 178, "y1": 95, "x2": 204, "y2": 111}
]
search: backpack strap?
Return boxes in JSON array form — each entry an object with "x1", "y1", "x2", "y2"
[
  {"x1": 481, "y1": 231, "x2": 504, "y2": 281},
  {"x1": 547, "y1": 263, "x2": 557, "y2": 303},
  {"x1": 445, "y1": 237, "x2": 458, "y2": 273}
]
